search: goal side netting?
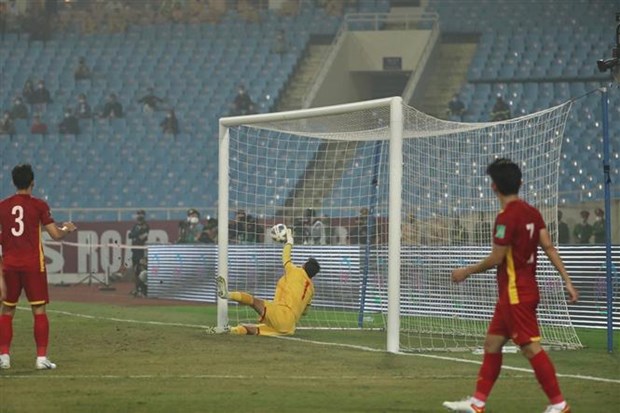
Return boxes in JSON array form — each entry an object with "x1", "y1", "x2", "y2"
[{"x1": 217, "y1": 97, "x2": 582, "y2": 352}]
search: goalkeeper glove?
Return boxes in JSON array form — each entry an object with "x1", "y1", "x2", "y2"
[{"x1": 286, "y1": 228, "x2": 294, "y2": 245}]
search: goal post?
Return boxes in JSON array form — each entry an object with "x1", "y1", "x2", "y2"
[{"x1": 217, "y1": 96, "x2": 582, "y2": 353}]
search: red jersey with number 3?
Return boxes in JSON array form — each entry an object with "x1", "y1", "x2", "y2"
[
  {"x1": 493, "y1": 199, "x2": 545, "y2": 305},
  {"x1": 0, "y1": 194, "x2": 54, "y2": 271}
]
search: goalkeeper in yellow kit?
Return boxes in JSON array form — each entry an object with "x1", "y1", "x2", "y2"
[{"x1": 215, "y1": 228, "x2": 320, "y2": 336}]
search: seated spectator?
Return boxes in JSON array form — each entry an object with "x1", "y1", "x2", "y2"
[
  {"x1": 160, "y1": 109, "x2": 179, "y2": 136},
  {"x1": 187, "y1": 0, "x2": 208, "y2": 23},
  {"x1": 199, "y1": 218, "x2": 218, "y2": 243},
  {"x1": 177, "y1": 208, "x2": 203, "y2": 243},
  {"x1": 58, "y1": 109, "x2": 79, "y2": 135},
  {"x1": 75, "y1": 94, "x2": 92, "y2": 118},
  {"x1": 138, "y1": 88, "x2": 164, "y2": 113},
  {"x1": 237, "y1": 0, "x2": 260, "y2": 23},
  {"x1": 0, "y1": 111, "x2": 16, "y2": 136},
  {"x1": 100, "y1": 93, "x2": 123, "y2": 119},
  {"x1": 272, "y1": 29, "x2": 288, "y2": 55},
  {"x1": 10, "y1": 96, "x2": 29, "y2": 119},
  {"x1": 490, "y1": 95, "x2": 511, "y2": 121},
  {"x1": 447, "y1": 93, "x2": 466, "y2": 121},
  {"x1": 30, "y1": 114, "x2": 48, "y2": 135},
  {"x1": 22, "y1": 79, "x2": 35, "y2": 105},
  {"x1": 31, "y1": 80, "x2": 52, "y2": 112},
  {"x1": 232, "y1": 85, "x2": 255, "y2": 116},
  {"x1": 278, "y1": 0, "x2": 299, "y2": 16},
  {"x1": 171, "y1": 1, "x2": 185, "y2": 22},
  {"x1": 74, "y1": 56, "x2": 92, "y2": 82}
]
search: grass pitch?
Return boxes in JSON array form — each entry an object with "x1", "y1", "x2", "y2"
[{"x1": 0, "y1": 301, "x2": 618, "y2": 413}]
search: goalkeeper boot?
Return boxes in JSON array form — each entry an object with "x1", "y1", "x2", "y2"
[
  {"x1": 216, "y1": 276, "x2": 229, "y2": 299},
  {"x1": 205, "y1": 325, "x2": 230, "y2": 335},
  {"x1": 442, "y1": 398, "x2": 485, "y2": 413},
  {"x1": 0, "y1": 354, "x2": 10, "y2": 369},
  {"x1": 35, "y1": 357, "x2": 57, "y2": 370},
  {"x1": 543, "y1": 404, "x2": 571, "y2": 413}
]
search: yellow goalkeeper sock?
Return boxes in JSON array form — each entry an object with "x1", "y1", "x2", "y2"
[
  {"x1": 229, "y1": 292, "x2": 254, "y2": 306},
  {"x1": 230, "y1": 325, "x2": 248, "y2": 335}
]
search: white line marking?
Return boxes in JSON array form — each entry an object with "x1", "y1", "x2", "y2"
[
  {"x1": 18, "y1": 307, "x2": 619, "y2": 384},
  {"x1": 0, "y1": 374, "x2": 512, "y2": 381},
  {"x1": 279, "y1": 337, "x2": 620, "y2": 384}
]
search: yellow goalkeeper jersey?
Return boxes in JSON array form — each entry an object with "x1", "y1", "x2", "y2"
[{"x1": 273, "y1": 243, "x2": 314, "y2": 322}]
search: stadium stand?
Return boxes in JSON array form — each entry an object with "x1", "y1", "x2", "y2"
[{"x1": 0, "y1": 0, "x2": 617, "y2": 218}]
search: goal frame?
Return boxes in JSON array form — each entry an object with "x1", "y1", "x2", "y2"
[{"x1": 218, "y1": 96, "x2": 404, "y2": 353}]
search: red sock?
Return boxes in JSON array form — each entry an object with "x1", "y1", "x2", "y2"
[
  {"x1": 34, "y1": 314, "x2": 50, "y2": 357},
  {"x1": 0, "y1": 314, "x2": 13, "y2": 354},
  {"x1": 473, "y1": 352, "x2": 503, "y2": 402},
  {"x1": 529, "y1": 350, "x2": 564, "y2": 405}
]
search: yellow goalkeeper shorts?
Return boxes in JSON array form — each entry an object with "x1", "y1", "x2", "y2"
[{"x1": 257, "y1": 302, "x2": 296, "y2": 336}]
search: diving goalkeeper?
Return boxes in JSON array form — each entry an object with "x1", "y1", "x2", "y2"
[{"x1": 214, "y1": 228, "x2": 320, "y2": 336}]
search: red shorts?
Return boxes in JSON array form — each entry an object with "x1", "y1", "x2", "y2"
[
  {"x1": 488, "y1": 300, "x2": 541, "y2": 346},
  {"x1": 2, "y1": 268, "x2": 50, "y2": 306}
]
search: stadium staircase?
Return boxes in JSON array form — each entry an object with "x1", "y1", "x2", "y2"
[
  {"x1": 417, "y1": 39, "x2": 478, "y2": 119},
  {"x1": 276, "y1": 43, "x2": 332, "y2": 111}
]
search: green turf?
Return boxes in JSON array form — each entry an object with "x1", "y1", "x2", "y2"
[{"x1": 0, "y1": 301, "x2": 618, "y2": 413}]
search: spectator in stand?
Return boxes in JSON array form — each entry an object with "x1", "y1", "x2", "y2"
[
  {"x1": 349, "y1": 207, "x2": 376, "y2": 245},
  {"x1": 490, "y1": 95, "x2": 511, "y2": 121},
  {"x1": 229, "y1": 210, "x2": 252, "y2": 244},
  {"x1": 237, "y1": 0, "x2": 260, "y2": 23},
  {"x1": 232, "y1": 85, "x2": 255, "y2": 116},
  {"x1": 73, "y1": 56, "x2": 92, "y2": 82},
  {"x1": 128, "y1": 209, "x2": 149, "y2": 296},
  {"x1": 199, "y1": 218, "x2": 218, "y2": 244},
  {"x1": 30, "y1": 114, "x2": 48, "y2": 135},
  {"x1": 138, "y1": 88, "x2": 164, "y2": 113},
  {"x1": 22, "y1": 79, "x2": 35, "y2": 106},
  {"x1": 272, "y1": 29, "x2": 288, "y2": 55},
  {"x1": 573, "y1": 210, "x2": 593, "y2": 245},
  {"x1": 0, "y1": 111, "x2": 16, "y2": 136},
  {"x1": 310, "y1": 214, "x2": 327, "y2": 245},
  {"x1": 557, "y1": 210, "x2": 570, "y2": 244},
  {"x1": 402, "y1": 212, "x2": 419, "y2": 245},
  {"x1": 187, "y1": 0, "x2": 207, "y2": 23},
  {"x1": 474, "y1": 211, "x2": 491, "y2": 245},
  {"x1": 177, "y1": 208, "x2": 203, "y2": 243},
  {"x1": 100, "y1": 93, "x2": 123, "y2": 119},
  {"x1": 592, "y1": 207, "x2": 606, "y2": 244},
  {"x1": 170, "y1": 1, "x2": 185, "y2": 22},
  {"x1": 160, "y1": 109, "x2": 179, "y2": 136},
  {"x1": 31, "y1": 80, "x2": 52, "y2": 113},
  {"x1": 447, "y1": 93, "x2": 466, "y2": 121},
  {"x1": 10, "y1": 96, "x2": 29, "y2": 120},
  {"x1": 450, "y1": 216, "x2": 469, "y2": 246},
  {"x1": 58, "y1": 109, "x2": 79, "y2": 135},
  {"x1": 74, "y1": 94, "x2": 92, "y2": 119},
  {"x1": 278, "y1": 0, "x2": 299, "y2": 16}
]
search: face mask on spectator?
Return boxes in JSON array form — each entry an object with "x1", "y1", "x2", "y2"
[{"x1": 188, "y1": 216, "x2": 199, "y2": 224}]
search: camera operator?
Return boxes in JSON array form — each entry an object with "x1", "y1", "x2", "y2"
[
  {"x1": 128, "y1": 210, "x2": 149, "y2": 295},
  {"x1": 177, "y1": 208, "x2": 203, "y2": 243}
]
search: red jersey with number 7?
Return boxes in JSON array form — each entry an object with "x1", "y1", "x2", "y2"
[
  {"x1": 0, "y1": 194, "x2": 54, "y2": 272},
  {"x1": 492, "y1": 199, "x2": 546, "y2": 305}
]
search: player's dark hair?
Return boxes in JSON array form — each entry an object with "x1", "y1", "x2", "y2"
[
  {"x1": 12, "y1": 164, "x2": 34, "y2": 190},
  {"x1": 304, "y1": 258, "x2": 320, "y2": 279},
  {"x1": 486, "y1": 158, "x2": 521, "y2": 195}
]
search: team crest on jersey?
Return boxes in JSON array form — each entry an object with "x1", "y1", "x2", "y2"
[{"x1": 495, "y1": 225, "x2": 506, "y2": 239}]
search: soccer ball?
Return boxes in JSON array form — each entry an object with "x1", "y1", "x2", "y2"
[{"x1": 270, "y1": 223, "x2": 288, "y2": 243}]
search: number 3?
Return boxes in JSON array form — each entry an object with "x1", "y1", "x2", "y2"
[{"x1": 12, "y1": 205, "x2": 24, "y2": 237}]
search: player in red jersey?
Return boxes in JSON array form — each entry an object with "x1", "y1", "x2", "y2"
[
  {"x1": 443, "y1": 158, "x2": 578, "y2": 413},
  {"x1": 0, "y1": 164, "x2": 76, "y2": 370}
]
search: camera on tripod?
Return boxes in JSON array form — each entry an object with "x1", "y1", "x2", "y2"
[{"x1": 596, "y1": 12, "x2": 620, "y2": 81}]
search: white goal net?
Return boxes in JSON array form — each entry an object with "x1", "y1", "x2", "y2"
[{"x1": 218, "y1": 97, "x2": 582, "y2": 352}]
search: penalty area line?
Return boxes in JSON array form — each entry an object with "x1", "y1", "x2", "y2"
[{"x1": 279, "y1": 336, "x2": 620, "y2": 385}]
